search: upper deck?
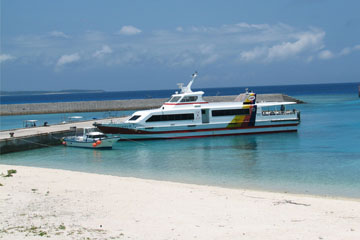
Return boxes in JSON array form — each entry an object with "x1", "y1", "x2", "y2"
[{"x1": 121, "y1": 72, "x2": 299, "y2": 126}]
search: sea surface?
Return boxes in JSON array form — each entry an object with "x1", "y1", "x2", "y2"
[
  {"x1": 1, "y1": 82, "x2": 360, "y2": 198},
  {"x1": 1, "y1": 82, "x2": 358, "y2": 104}
]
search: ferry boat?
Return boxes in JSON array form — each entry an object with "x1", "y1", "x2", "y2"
[
  {"x1": 62, "y1": 127, "x2": 119, "y2": 149},
  {"x1": 94, "y1": 73, "x2": 301, "y2": 140}
]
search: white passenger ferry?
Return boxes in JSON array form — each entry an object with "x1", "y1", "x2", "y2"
[{"x1": 95, "y1": 73, "x2": 300, "y2": 140}]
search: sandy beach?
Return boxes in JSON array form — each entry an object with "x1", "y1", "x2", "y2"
[{"x1": 0, "y1": 164, "x2": 359, "y2": 240}]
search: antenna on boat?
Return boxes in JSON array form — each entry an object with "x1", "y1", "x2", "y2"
[{"x1": 179, "y1": 71, "x2": 198, "y2": 93}]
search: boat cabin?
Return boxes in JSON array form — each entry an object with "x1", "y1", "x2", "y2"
[
  {"x1": 162, "y1": 72, "x2": 207, "y2": 109},
  {"x1": 164, "y1": 91, "x2": 206, "y2": 106},
  {"x1": 74, "y1": 127, "x2": 105, "y2": 137}
]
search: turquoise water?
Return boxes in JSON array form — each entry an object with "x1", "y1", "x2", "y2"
[{"x1": 1, "y1": 94, "x2": 360, "y2": 198}]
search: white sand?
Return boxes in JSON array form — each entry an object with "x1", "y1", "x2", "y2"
[{"x1": 0, "y1": 164, "x2": 359, "y2": 240}]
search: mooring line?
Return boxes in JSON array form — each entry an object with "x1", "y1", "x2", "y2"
[
  {"x1": 118, "y1": 136, "x2": 147, "y2": 146},
  {"x1": 18, "y1": 138, "x2": 53, "y2": 147}
]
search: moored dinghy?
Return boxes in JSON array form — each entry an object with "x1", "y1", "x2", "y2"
[{"x1": 62, "y1": 127, "x2": 119, "y2": 149}]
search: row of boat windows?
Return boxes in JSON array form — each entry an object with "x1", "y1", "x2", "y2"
[
  {"x1": 181, "y1": 96, "x2": 198, "y2": 102},
  {"x1": 146, "y1": 113, "x2": 194, "y2": 122},
  {"x1": 212, "y1": 108, "x2": 250, "y2": 116},
  {"x1": 87, "y1": 134, "x2": 106, "y2": 138},
  {"x1": 168, "y1": 96, "x2": 198, "y2": 103},
  {"x1": 129, "y1": 108, "x2": 251, "y2": 122}
]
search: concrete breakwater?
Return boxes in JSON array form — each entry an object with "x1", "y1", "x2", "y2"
[
  {"x1": 0, "y1": 94, "x2": 304, "y2": 116},
  {"x1": 0, "y1": 129, "x2": 75, "y2": 154}
]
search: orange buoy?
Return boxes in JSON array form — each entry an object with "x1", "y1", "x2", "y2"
[
  {"x1": 96, "y1": 140, "x2": 101, "y2": 145},
  {"x1": 92, "y1": 142, "x2": 97, "y2": 147}
]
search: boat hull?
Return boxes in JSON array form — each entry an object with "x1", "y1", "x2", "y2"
[
  {"x1": 63, "y1": 138, "x2": 119, "y2": 149},
  {"x1": 96, "y1": 121, "x2": 299, "y2": 141}
]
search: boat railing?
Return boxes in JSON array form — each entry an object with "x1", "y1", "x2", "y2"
[{"x1": 262, "y1": 110, "x2": 298, "y2": 116}]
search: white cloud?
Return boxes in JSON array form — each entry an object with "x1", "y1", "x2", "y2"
[
  {"x1": 306, "y1": 56, "x2": 314, "y2": 63},
  {"x1": 338, "y1": 44, "x2": 360, "y2": 57},
  {"x1": 240, "y1": 29, "x2": 325, "y2": 62},
  {"x1": 318, "y1": 50, "x2": 334, "y2": 60},
  {"x1": 56, "y1": 53, "x2": 80, "y2": 68},
  {"x1": 0, "y1": 54, "x2": 16, "y2": 63},
  {"x1": 222, "y1": 22, "x2": 270, "y2": 33},
  {"x1": 198, "y1": 44, "x2": 219, "y2": 65},
  {"x1": 240, "y1": 47, "x2": 266, "y2": 61},
  {"x1": 93, "y1": 45, "x2": 112, "y2": 58},
  {"x1": 49, "y1": 31, "x2": 70, "y2": 39},
  {"x1": 5, "y1": 22, "x2": 348, "y2": 68},
  {"x1": 117, "y1": 26, "x2": 142, "y2": 35},
  {"x1": 267, "y1": 31, "x2": 325, "y2": 61},
  {"x1": 340, "y1": 47, "x2": 351, "y2": 56}
]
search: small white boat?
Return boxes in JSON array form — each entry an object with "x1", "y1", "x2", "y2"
[{"x1": 62, "y1": 128, "x2": 119, "y2": 149}]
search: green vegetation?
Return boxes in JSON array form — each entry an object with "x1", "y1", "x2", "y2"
[
  {"x1": 58, "y1": 224, "x2": 66, "y2": 230},
  {"x1": 26, "y1": 226, "x2": 47, "y2": 237},
  {"x1": 4, "y1": 169, "x2": 17, "y2": 177},
  {"x1": 38, "y1": 231, "x2": 47, "y2": 236}
]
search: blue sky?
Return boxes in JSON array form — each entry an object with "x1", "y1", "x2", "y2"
[{"x1": 1, "y1": 0, "x2": 360, "y2": 91}]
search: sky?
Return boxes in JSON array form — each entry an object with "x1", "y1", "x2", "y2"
[{"x1": 1, "y1": 0, "x2": 360, "y2": 91}]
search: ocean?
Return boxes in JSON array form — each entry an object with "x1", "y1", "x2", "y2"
[
  {"x1": 1, "y1": 82, "x2": 360, "y2": 198},
  {"x1": 1, "y1": 82, "x2": 358, "y2": 104}
]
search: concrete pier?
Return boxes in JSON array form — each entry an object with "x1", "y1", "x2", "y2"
[{"x1": 0, "y1": 117, "x2": 126, "y2": 154}]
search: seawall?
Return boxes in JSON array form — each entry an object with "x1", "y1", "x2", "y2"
[
  {"x1": 0, "y1": 94, "x2": 304, "y2": 116},
  {"x1": 0, "y1": 130, "x2": 75, "y2": 154}
]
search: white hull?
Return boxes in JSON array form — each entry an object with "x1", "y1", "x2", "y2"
[
  {"x1": 64, "y1": 138, "x2": 118, "y2": 149},
  {"x1": 104, "y1": 121, "x2": 299, "y2": 141}
]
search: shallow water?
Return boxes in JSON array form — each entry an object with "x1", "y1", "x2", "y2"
[{"x1": 1, "y1": 93, "x2": 360, "y2": 198}]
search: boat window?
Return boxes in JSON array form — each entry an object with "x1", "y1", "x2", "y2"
[
  {"x1": 88, "y1": 134, "x2": 106, "y2": 138},
  {"x1": 180, "y1": 96, "x2": 198, "y2": 102},
  {"x1": 129, "y1": 115, "x2": 141, "y2": 121},
  {"x1": 146, "y1": 113, "x2": 194, "y2": 122},
  {"x1": 169, "y1": 96, "x2": 181, "y2": 103},
  {"x1": 212, "y1": 108, "x2": 250, "y2": 117}
]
